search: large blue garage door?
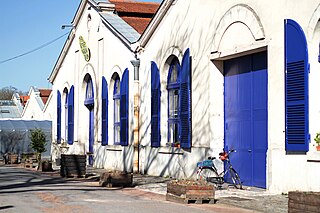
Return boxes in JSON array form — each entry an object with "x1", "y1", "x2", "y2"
[{"x1": 224, "y1": 51, "x2": 267, "y2": 188}]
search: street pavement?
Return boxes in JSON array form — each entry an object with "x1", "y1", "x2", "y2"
[{"x1": 0, "y1": 164, "x2": 288, "y2": 213}]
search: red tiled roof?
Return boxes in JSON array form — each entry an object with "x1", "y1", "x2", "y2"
[
  {"x1": 39, "y1": 89, "x2": 52, "y2": 105},
  {"x1": 109, "y1": 0, "x2": 160, "y2": 34},
  {"x1": 20, "y1": 95, "x2": 30, "y2": 106},
  {"x1": 121, "y1": 17, "x2": 154, "y2": 34}
]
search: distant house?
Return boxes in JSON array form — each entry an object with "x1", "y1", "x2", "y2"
[
  {"x1": 0, "y1": 100, "x2": 22, "y2": 119},
  {"x1": 21, "y1": 87, "x2": 52, "y2": 120}
]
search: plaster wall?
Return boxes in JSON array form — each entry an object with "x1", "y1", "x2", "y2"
[
  {"x1": 137, "y1": 0, "x2": 320, "y2": 192},
  {"x1": 50, "y1": 3, "x2": 136, "y2": 172}
]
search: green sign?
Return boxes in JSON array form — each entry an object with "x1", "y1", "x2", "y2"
[{"x1": 79, "y1": 36, "x2": 90, "y2": 62}]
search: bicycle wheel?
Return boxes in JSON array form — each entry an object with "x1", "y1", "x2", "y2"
[
  {"x1": 229, "y1": 168, "x2": 243, "y2": 189},
  {"x1": 197, "y1": 167, "x2": 220, "y2": 183}
]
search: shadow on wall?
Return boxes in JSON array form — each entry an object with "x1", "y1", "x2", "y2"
[{"x1": 137, "y1": 1, "x2": 217, "y2": 178}]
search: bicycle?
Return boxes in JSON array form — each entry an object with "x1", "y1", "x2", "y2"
[{"x1": 196, "y1": 149, "x2": 243, "y2": 189}]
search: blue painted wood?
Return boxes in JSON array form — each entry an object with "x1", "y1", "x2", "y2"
[
  {"x1": 285, "y1": 19, "x2": 309, "y2": 152},
  {"x1": 151, "y1": 61, "x2": 161, "y2": 147},
  {"x1": 180, "y1": 48, "x2": 191, "y2": 149},
  {"x1": 57, "y1": 90, "x2": 61, "y2": 144},
  {"x1": 67, "y1": 86, "x2": 74, "y2": 145},
  {"x1": 224, "y1": 52, "x2": 267, "y2": 188},
  {"x1": 102, "y1": 77, "x2": 108, "y2": 146},
  {"x1": 89, "y1": 109, "x2": 94, "y2": 165},
  {"x1": 120, "y1": 69, "x2": 129, "y2": 146}
]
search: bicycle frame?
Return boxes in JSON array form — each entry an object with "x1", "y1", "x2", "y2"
[{"x1": 197, "y1": 149, "x2": 241, "y2": 188}]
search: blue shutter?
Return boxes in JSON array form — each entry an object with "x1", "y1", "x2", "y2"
[
  {"x1": 120, "y1": 69, "x2": 129, "y2": 146},
  {"x1": 57, "y1": 90, "x2": 61, "y2": 144},
  {"x1": 151, "y1": 61, "x2": 161, "y2": 147},
  {"x1": 67, "y1": 86, "x2": 74, "y2": 145},
  {"x1": 285, "y1": 19, "x2": 309, "y2": 152},
  {"x1": 102, "y1": 77, "x2": 108, "y2": 146},
  {"x1": 180, "y1": 48, "x2": 191, "y2": 148}
]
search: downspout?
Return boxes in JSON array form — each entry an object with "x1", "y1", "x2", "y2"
[{"x1": 130, "y1": 54, "x2": 140, "y2": 173}]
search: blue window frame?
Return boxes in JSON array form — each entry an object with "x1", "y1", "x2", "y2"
[
  {"x1": 57, "y1": 90, "x2": 61, "y2": 144},
  {"x1": 151, "y1": 61, "x2": 161, "y2": 147},
  {"x1": 120, "y1": 69, "x2": 129, "y2": 146},
  {"x1": 113, "y1": 75, "x2": 121, "y2": 145},
  {"x1": 67, "y1": 86, "x2": 74, "y2": 145},
  {"x1": 285, "y1": 19, "x2": 309, "y2": 153},
  {"x1": 63, "y1": 88, "x2": 68, "y2": 143},
  {"x1": 167, "y1": 49, "x2": 191, "y2": 148},
  {"x1": 167, "y1": 58, "x2": 181, "y2": 146},
  {"x1": 102, "y1": 77, "x2": 108, "y2": 146}
]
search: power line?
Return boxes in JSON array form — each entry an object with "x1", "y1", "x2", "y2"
[{"x1": 0, "y1": 32, "x2": 69, "y2": 65}]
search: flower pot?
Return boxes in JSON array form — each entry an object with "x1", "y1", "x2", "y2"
[{"x1": 316, "y1": 145, "x2": 320, "y2": 151}]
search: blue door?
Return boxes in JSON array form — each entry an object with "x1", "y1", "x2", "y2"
[
  {"x1": 224, "y1": 51, "x2": 267, "y2": 188},
  {"x1": 88, "y1": 109, "x2": 94, "y2": 165}
]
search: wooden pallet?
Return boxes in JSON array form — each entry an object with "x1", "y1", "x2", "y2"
[{"x1": 166, "y1": 193, "x2": 216, "y2": 204}]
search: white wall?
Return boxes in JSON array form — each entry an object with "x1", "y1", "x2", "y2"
[
  {"x1": 50, "y1": 2, "x2": 136, "y2": 172},
  {"x1": 137, "y1": 0, "x2": 320, "y2": 192}
]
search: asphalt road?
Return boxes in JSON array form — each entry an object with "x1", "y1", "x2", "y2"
[{"x1": 0, "y1": 165, "x2": 250, "y2": 213}]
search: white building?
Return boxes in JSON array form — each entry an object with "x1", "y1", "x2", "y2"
[{"x1": 50, "y1": 0, "x2": 320, "y2": 193}]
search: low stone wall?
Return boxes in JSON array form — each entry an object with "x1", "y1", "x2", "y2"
[{"x1": 288, "y1": 191, "x2": 320, "y2": 213}]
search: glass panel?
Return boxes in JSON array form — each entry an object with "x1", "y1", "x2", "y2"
[
  {"x1": 170, "y1": 64, "x2": 178, "y2": 83},
  {"x1": 114, "y1": 79, "x2": 120, "y2": 95},
  {"x1": 169, "y1": 89, "x2": 179, "y2": 118},
  {"x1": 114, "y1": 99, "x2": 120, "y2": 122},
  {"x1": 168, "y1": 122, "x2": 179, "y2": 144},
  {"x1": 114, "y1": 124, "x2": 120, "y2": 144},
  {"x1": 86, "y1": 79, "x2": 93, "y2": 99}
]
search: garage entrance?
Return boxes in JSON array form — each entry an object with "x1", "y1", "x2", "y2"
[{"x1": 224, "y1": 51, "x2": 268, "y2": 188}]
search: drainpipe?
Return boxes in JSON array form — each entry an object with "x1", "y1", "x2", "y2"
[{"x1": 130, "y1": 55, "x2": 140, "y2": 173}]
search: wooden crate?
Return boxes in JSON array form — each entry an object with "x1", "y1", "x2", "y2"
[
  {"x1": 60, "y1": 154, "x2": 86, "y2": 177},
  {"x1": 288, "y1": 191, "x2": 320, "y2": 213},
  {"x1": 166, "y1": 180, "x2": 215, "y2": 204}
]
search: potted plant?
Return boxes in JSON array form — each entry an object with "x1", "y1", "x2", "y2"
[
  {"x1": 314, "y1": 132, "x2": 320, "y2": 151},
  {"x1": 29, "y1": 128, "x2": 47, "y2": 170}
]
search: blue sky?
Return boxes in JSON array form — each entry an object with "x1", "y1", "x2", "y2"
[{"x1": 0, "y1": 0, "x2": 161, "y2": 93}]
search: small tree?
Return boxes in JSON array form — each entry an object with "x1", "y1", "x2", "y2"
[{"x1": 29, "y1": 128, "x2": 47, "y2": 170}]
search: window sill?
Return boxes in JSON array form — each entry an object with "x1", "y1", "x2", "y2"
[
  {"x1": 307, "y1": 150, "x2": 320, "y2": 163},
  {"x1": 158, "y1": 146, "x2": 184, "y2": 155},
  {"x1": 106, "y1": 145, "x2": 123, "y2": 152}
]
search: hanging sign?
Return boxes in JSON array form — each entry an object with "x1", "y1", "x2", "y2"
[{"x1": 79, "y1": 36, "x2": 90, "y2": 62}]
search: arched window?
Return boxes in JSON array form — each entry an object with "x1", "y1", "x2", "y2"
[
  {"x1": 167, "y1": 58, "x2": 181, "y2": 146},
  {"x1": 113, "y1": 75, "x2": 121, "y2": 145},
  {"x1": 63, "y1": 88, "x2": 68, "y2": 143},
  {"x1": 167, "y1": 49, "x2": 191, "y2": 149}
]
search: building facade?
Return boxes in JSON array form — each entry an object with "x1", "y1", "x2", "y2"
[{"x1": 50, "y1": 0, "x2": 320, "y2": 193}]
